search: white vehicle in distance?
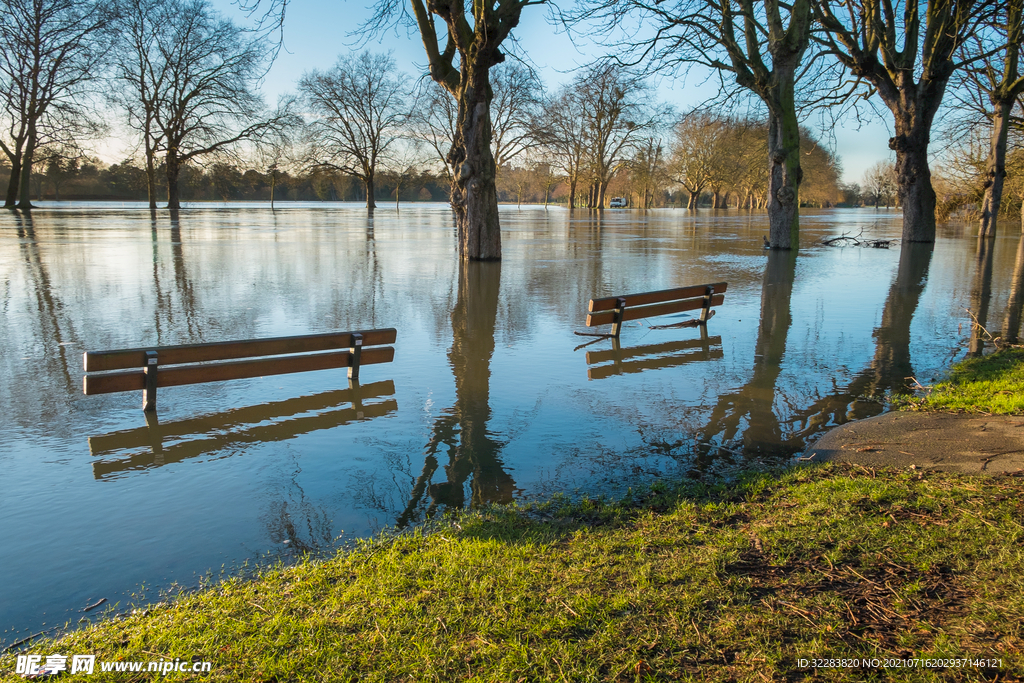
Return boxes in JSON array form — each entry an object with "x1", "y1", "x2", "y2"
[{"x1": 609, "y1": 197, "x2": 627, "y2": 208}]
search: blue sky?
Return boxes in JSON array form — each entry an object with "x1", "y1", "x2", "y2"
[{"x1": 219, "y1": 0, "x2": 896, "y2": 184}]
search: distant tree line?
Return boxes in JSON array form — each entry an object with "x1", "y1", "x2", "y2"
[
  {"x1": 2, "y1": 0, "x2": 1021, "y2": 258},
  {"x1": 0, "y1": 158, "x2": 450, "y2": 203}
]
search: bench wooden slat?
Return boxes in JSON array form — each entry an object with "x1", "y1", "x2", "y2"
[
  {"x1": 585, "y1": 336, "x2": 722, "y2": 365},
  {"x1": 587, "y1": 348, "x2": 724, "y2": 380},
  {"x1": 83, "y1": 347, "x2": 394, "y2": 396},
  {"x1": 83, "y1": 328, "x2": 397, "y2": 372},
  {"x1": 586, "y1": 293, "x2": 725, "y2": 327},
  {"x1": 92, "y1": 399, "x2": 399, "y2": 479},
  {"x1": 88, "y1": 380, "x2": 395, "y2": 455},
  {"x1": 588, "y1": 283, "x2": 727, "y2": 313}
]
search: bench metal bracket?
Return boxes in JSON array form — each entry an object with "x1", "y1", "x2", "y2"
[
  {"x1": 348, "y1": 333, "x2": 363, "y2": 381},
  {"x1": 143, "y1": 350, "x2": 158, "y2": 412},
  {"x1": 610, "y1": 297, "x2": 627, "y2": 338},
  {"x1": 699, "y1": 286, "x2": 714, "y2": 323}
]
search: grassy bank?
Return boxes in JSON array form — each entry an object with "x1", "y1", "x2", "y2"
[
  {"x1": 3, "y1": 464, "x2": 1022, "y2": 681},
  {"x1": 899, "y1": 348, "x2": 1024, "y2": 414}
]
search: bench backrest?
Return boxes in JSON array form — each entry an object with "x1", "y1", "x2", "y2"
[
  {"x1": 83, "y1": 328, "x2": 396, "y2": 410},
  {"x1": 586, "y1": 283, "x2": 727, "y2": 332}
]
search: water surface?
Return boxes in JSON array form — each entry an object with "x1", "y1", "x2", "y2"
[{"x1": 0, "y1": 203, "x2": 1016, "y2": 642}]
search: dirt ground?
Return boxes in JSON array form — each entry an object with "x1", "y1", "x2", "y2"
[{"x1": 807, "y1": 411, "x2": 1024, "y2": 476}]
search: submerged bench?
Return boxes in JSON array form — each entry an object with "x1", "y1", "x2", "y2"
[
  {"x1": 585, "y1": 282, "x2": 727, "y2": 337},
  {"x1": 83, "y1": 328, "x2": 396, "y2": 411}
]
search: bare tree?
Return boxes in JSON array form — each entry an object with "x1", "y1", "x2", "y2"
[
  {"x1": 863, "y1": 160, "x2": 898, "y2": 209},
  {"x1": 0, "y1": 0, "x2": 111, "y2": 208},
  {"x1": 569, "y1": 0, "x2": 819, "y2": 247},
  {"x1": 299, "y1": 51, "x2": 409, "y2": 210},
  {"x1": 109, "y1": 0, "x2": 169, "y2": 209},
  {"x1": 813, "y1": 0, "x2": 994, "y2": 242},
  {"x1": 627, "y1": 135, "x2": 666, "y2": 208},
  {"x1": 408, "y1": 81, "x2": 458, "y2": 180},
  {"x1": 955, "y1": 0, "x2": 1024, "y2": 236},
  {"x1": 537, "y1": 87, "x2": 588, "y2": 208},
  {"x1": 138, "y1": 0, "x2": 292, "y2": 210},
  {"x1": 369, "y1": 0, "x2": 541, "y2": 260},
  {"x1": 489, "y1": 61, "x2": 545, "y2": 168},
  {"x1": 668, "y1": 112, "x2": 730, "y2": 209},
  {"x1": 576, "y1": 64, "x2": 661, "y2": 209}
]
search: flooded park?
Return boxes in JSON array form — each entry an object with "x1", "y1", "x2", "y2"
[{"x1": 0, "y1": 203, "x2": 1018, "y2": 643}]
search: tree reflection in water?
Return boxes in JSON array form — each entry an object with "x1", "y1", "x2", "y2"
[
  {"x1": 969, "y1": 236, "x2": 996, "y2": 357},
  {"x1": 696, "y1": 242, "x2": 934, "y2": 463},
  {"x1": 1003, "y1": 236, "x2": 1024, "y2": 343},
  {"x1": 397, "y1": 261, "x2": 516, "y2": 527}
]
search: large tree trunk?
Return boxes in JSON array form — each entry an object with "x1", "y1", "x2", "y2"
[
  {"x1": 16, "y1": 130, "x2": 36, "y2": 209},
  {"x1": 449, "y1": 70, "x2": 500, "y2": 261},
  {"x1": 979, "y1": 99, "x2": 1012, "y2": 238},
  {"x1": 888, "y1": 90, "x2": 943, "y2": 242},
  {"x1": 145, "y1": 147, "x2": 158, "y2": 211},
  {"x1": 765, "y1": 64, "x2": 801, "y2": 250},
  {"x1": 5, "y1": 154, "x2": 22, "y2": 208},
  {"x1": 364, "y1": 173, "x2": 377, "y2": 210},
  {"x1": 568, "y1": 178, "x2": 577, "y2": 209},
  {"x1": 165, "y1": 149, "x2": 181, "y2": 211}
]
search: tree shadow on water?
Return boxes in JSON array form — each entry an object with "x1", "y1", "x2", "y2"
[{"x1": 396, "y1": 261, "x2": 518, "y2": 528}]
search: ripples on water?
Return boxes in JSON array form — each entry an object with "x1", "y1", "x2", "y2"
[{"x1": 0, "y1": 202, "x2": 1016, "y2": 640}]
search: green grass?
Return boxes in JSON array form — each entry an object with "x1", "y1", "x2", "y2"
[
  {"x1": 3, "y1": 464, "x2": 1022, "y2": 681},
  {"x1": 898, "y1": 348, "x2": 1024, "y2": 414}
]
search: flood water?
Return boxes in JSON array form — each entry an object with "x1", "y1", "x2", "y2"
[{"x1": 1, "y1": 202, "x2": 1019, "y2": 642}]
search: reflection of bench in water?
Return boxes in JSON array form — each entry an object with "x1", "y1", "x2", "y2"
[
  {"x1": 83, "y1": 328, "x2": 396, "y2": 411},
  {"x1": 586, "y1": 333, "x2": 723, "y2": 380},
  {"x1": 88, "y1": 380, "x2": 396, "y2": 479}
]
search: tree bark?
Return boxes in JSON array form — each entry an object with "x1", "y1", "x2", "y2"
[
  {"x1": 5, "y1": 155, "x2": 22, "y2": 208},
  {"x1": 568, "y1": 178, "x2": 577, "y2": 209},
  {"x1": 16, "y1": 128, "x2": 36, "y2": 209},
  {"x1": 890, "y1": 120, "x2": 937, "y2": 242},
  {"x1": 365, "y1": 173, "x2": 377, "y2": 210},
  {"x1": 886, "y1": 88, "x2": 941, "y2": 242},
  {"x1": 765, "y1": 63, "x2": 801, "y2": 250},
  {"x1": 449, "y1": 74, "x2": 500, "y2": 261},
  {"x1": 145, "y1": 145, "x2": 158, "y2": 211},
  {"x1": 979, "y1": 100, "x2": 1011, "y2": 237},
  {"x1": 165, "y1": 149, "x2": 181, "y2": 210}
]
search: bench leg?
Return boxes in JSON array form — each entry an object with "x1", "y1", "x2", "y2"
[{"x1": 143, "y1": 350, "x2": 158, "y2": 412}]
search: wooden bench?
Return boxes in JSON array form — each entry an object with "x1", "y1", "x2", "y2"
[
  {"x1": 585, "y1": 283, "x2": 727, "y2": 337},
  {"x1": 83, "y1": 328, "x2": 396, "y2": 411}
]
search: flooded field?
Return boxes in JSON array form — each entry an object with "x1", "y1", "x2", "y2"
[{"x1": 0, "y1": 202, "x2": 1016, "y2": 642}]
